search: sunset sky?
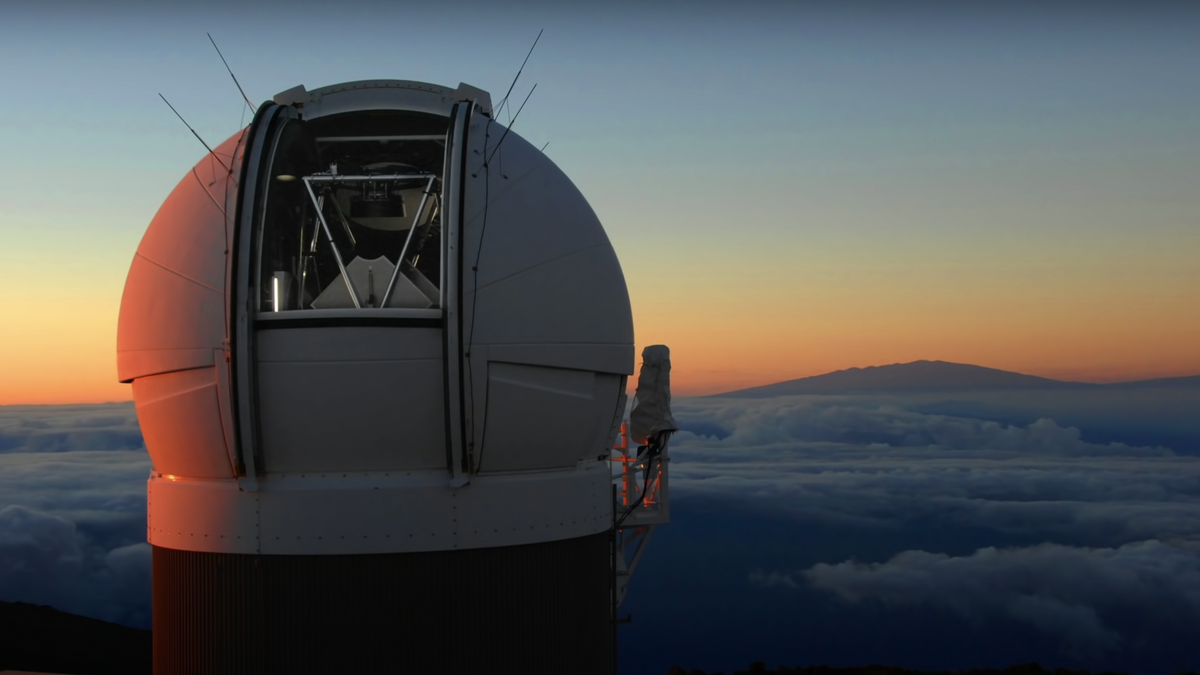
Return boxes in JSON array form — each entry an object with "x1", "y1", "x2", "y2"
[{"x1": 2, "y1": 2, "x2": 1198, "y2": 404}]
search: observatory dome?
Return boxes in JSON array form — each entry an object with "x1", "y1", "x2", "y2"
[{"x1": 118, "y1": 80, "x2": 634, "y2": 556}]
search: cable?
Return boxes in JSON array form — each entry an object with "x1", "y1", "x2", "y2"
[
  {"x1": 460, "y1": 34, "x2": 545, "y2": 437},
  {"x1": 615, "y1": 432, "x2": 672, "y2": 528},
  {"x1": 463, "y1": 115, "x2": 495, "y2": 472},
  {"x1": 485, "y1": 83, "x2": 537, "y2": 167}
]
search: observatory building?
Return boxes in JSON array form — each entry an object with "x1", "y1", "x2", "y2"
[{"x1": 117, "y1": 80, "x2": 674, "y2": 674}]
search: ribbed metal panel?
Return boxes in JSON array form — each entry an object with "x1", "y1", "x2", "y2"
[{"x1": 153, "y1": 532, "x2": 613, "y2": 675}]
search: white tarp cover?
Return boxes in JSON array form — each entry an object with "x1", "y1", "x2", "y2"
[
  {"x1": 629, "y1": 345, "x2": 678, "y2": 445},
  {"x1": 311, "y1": 256, "x2": 432, "y2": 309}
]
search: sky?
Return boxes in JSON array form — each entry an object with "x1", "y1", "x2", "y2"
[
  {"x1": 2, "y1": 1, "x2": 1199, "y2": 403},
  {"x1": 4, "y1": 7, "x2": 1199, "y2": 670}
]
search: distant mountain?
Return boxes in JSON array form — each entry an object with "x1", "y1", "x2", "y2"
[
  {"x1": 713, "y1": 360, "x2": 1090, "y2": 398},
  {"x1": 712, "y1": 361, "x2": 1200, "y2": 398},
  {"x1": 0, "y1": 600, "x2": 150, "y2": 674}
]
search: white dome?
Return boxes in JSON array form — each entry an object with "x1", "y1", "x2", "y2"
[{"x1": 118, "y1": 81, "x2": 633, "y2": 555}]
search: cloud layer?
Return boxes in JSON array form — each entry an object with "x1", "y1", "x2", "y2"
[
  {"x1": 0, "y1": 403, "x2": 151, "y2": 627},
  {"x1": 666, "y1": 395, "x2": 1200, "y2": 660},
  {"x1": 5, "y1": 394, "x2": 1200, "y2": 666},
  {"x1": 0, "y1": 404, "x2": 145, "y2": 454},
  {"x1": 755, "y1": 539, "x2": 1200, "y2": 655},
  {"x1": 670, "y1": 396, "x2": 1199, "y2": 544}
]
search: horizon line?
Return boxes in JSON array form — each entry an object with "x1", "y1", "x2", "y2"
[{"x1": 4, "y1": 359, "x2": 1199, "y2": 406}]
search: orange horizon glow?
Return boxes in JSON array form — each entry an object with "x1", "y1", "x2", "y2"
[
  {"x1": 642, "y1": 314, "x2": 1200, "y2": 397},
  {"x1": 2, "y1": 275, "x2": 1198, "y2": 405},
  {"x1": 4, "y1": 363, "x2": 1197, "y2": 406},
  {"x1": 3, "y1": 335, "x2": 1197, "y2": 406},
  {"x1": 3, "y1": 279, "x2": 1197, "y2": 405}
]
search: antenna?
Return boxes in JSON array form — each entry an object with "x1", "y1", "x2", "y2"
[
  {"x1": 158, "y1": 93, "x2": 231, "y2": 174},
  {"x1": 494, "y1": 29, "x2": 543, "y2": 121},
  {"x1": 207, "y1": 33, "x2": 256, "y2": 114},
  {"x1": 485, "y1": 83, "x2": 536, "y2": 166}
]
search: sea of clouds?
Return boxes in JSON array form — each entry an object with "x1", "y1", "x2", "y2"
[
  {"x1": 2, "y1": 392, "x2": 1198, "y2": 673},
  {"x1": 623, "y1": 394, "x2": 1200, "y2": 674},
  {"x1": 671, "y1": 397, "x2": 1198, "y2": 544},
  {"x1": 0, "y1": 403, "x2": 151, "y2": 628}
]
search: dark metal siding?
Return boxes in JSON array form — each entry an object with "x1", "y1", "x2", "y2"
[{"x1": 153, "y1": 532, "x2": 613, "y2": 675}]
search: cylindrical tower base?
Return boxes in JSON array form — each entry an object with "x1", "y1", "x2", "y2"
[{"x1": 152, "y1": 532, "x2": 614, "y2": 675}]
